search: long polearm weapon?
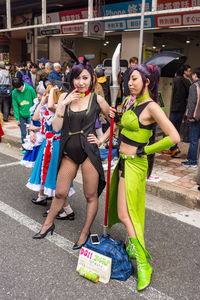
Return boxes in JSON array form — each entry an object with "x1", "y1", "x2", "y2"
[{"x1": 103, "y1": 43, "x2": 121, "y2": 235}]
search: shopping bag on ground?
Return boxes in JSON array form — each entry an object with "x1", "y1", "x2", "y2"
[{"x1": 84, "y1": 234, "x2": 134, "y2": 281}]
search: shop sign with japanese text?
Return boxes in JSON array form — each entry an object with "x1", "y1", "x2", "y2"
[
  {"x1": 156, "y1": 0, "x2": 200, "y2": 27},
  {"x1": 39, "y1": 12, "x2": 61, "y2": 36},
  {"x1": 101, "y1": 0, "x2": 154, "y2": 31},
  {"x1": 59, "y1": 8, "x2": 98, "y2": 35},
  {"x1": 157, "y1": 0, "x2": 200, "y2": 10}
]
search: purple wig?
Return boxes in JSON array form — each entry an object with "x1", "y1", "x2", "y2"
[
  {"x1": 69, "y1": 62, "x2": 94, "y2": 90},
  {"x1": 129, "y1": 64, "x2": 161, "y2": 102}
]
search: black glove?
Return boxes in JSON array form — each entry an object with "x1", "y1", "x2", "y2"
[
  {"x1": 114, "y1": 112, "x2": 122, "y2": 124},
  {"x1": 136, "y1": 146, "x2": 146, "y2": 157}
]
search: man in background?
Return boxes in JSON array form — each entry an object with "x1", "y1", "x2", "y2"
[
  {"x1": 12, "y1": 77, "x2": 37, "y2": 154},
  {"x1": 123, "y1": 56, "x2": 138, "y2": 97},
  {"x1": 163, "y1": 65, "x2": 191, "y2": 157}
]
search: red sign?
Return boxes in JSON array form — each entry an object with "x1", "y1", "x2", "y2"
[
  {"x1": 59, "y1": 8, "x2": 99, "y2": 35},
  {"x1": 157, "y1": 0, "x2": 199, "y2": 10},
  {"x1": 155, "y1": 11, "x2": 200, "y2": 27}
]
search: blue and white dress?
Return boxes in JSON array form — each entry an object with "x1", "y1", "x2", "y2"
[{"x1": 21, "y1": 99, "x2": 45, "y2": 168}]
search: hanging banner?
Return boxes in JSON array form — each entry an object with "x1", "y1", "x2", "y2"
[
  {"x1": 155, "y1": 11, "x2": 200, "y2": 27},
  {"x1": 156, "y1": 0, "x2": 200, "y2": 27},
  {"x1": 102, "y1": 0, "x2": 154, "y2": 31},
  {"x1": 157, "y1": 0, "x2": 198, "y2": 10},
  {"x1": 59, "y1": 8, "x2": 99, "y2": 35}
]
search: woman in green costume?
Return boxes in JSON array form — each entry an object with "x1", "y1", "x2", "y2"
[{"x1": 92, "y1": 64, "x2": 180, "y2": 291}]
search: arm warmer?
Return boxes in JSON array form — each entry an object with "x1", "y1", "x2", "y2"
[{"x1": 144, "y1": 136, "x2": 174, "y2": 155}]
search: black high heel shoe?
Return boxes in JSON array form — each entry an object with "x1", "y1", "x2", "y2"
[
  {"x1": 73, "y1": 232, "x2": 91, "y2": 250},
  {"x1": 32, "y1": 224, "x2": 55, "y2": 239}
]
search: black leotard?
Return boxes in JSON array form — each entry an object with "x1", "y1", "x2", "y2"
[{"x1": 63, "y1": 108, "x2": 88, "y2": 164}]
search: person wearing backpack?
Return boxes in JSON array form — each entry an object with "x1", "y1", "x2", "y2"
[
  {"x1": 182, "y1": 67, "x2": 200, "y2": 167},
  {"x1": 14, "y1": 62, "x2": 34, "y2": 88},
  {"x1": 12, "y1": 77, "x2": 37, "y2": 154}
]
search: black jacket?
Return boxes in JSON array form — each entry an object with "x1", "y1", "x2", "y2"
[
  {"x1": 170, "y1": 76, "x2": 191, "y2": 112},
  {"x1": 122, "y1": 68, "x2": 130, "y2": 97}
]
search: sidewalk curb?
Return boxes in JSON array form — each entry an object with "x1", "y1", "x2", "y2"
[
  {"x1": 1, "y1": 135, "x2": 21, "y2": 148},
  {"x1": 146, "y1": 181, "x2": 200, "y2": 209},
  {"x1": 1, "y1": 136, "x2": 200, "y2": 210}
]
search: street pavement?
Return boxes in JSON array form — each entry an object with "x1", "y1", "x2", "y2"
[
  {"x1": 2, "y1": 117, "x2": 200, "y2": 209},
  {"x1": 0, "y1": 148, "x2": 200, "y2": 300}
]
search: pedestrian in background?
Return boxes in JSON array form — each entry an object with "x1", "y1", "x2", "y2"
[
  {"x1": 48, "y1": 63, "x2": 63, "y2": 82},
  {"x1": 163, "y1": 64, "x2": 191, "y2": 157},
  {"x1": 64, "y1": 61, "x2": 73, "y2": 83},
  {"x1": 30, "y1": 63, "x2": 38, "y2": 89},
  {"x1": 123, "y1": 56, "x2": 138, "y2": 97},
  {"x1": 44, "y1": 62, "x2": 53, "y2": 81},
  {"x1": 0, "y1": 61, "x2": 12, "y2": 122},
  {"x1": 182, "y1": 67, "x2": 200, "y2": 167},
  {"x1": 35, "y1": 58, "x2": 48, "y2": 88},
  {"x1": 12, "y1": 77, "x2": 37, "y2": 154}
]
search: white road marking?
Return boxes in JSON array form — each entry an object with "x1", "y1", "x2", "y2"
[
  {"x1": 0, "y1": 161, "x2": 21, "y2": 168},
  {"x1": 0, "y1": 157, "x2": 200, "y2": 230},
  {"x1": 0, "y1": 200, "x2": 174, "y2": 300}
]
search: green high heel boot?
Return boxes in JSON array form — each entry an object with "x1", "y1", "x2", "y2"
[
  {"x1": 129, "y1": 237, "x2": 153, "y2": 291},
  {"x1": 126, "y1": 239, "x2": 152, "y2": 260},
  {"x1": 126, "y1": 240, "x2": 136, "y2": 259}
]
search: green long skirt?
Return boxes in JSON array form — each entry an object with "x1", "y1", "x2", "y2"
[{"x1": 108, "y1": 153, "x2": 151, "y2": 258}]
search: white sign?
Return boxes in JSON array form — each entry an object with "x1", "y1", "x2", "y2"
[
  {"x1": 76, "y1": 247, "x2": 112, "y2": 284},
  {"x1": 39, "y1": 12, "x2": 61, "y2": 36},
  {"x1": 157, "y1": 15, "x2": 181, "y2": 26},
  {"x1": 183, "y1": 13, "x2": 200, "y2": 25}
]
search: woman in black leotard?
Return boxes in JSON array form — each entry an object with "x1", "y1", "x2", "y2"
[{"x1": 33, "y1": 59, "x2": 111, "y2": 249}]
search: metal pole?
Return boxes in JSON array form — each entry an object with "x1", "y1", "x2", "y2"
[
  {"x1": 6, "y1": 0, "x2": 11, "y2": 29},
  {"x1": 42, "y1": 0, "x2": 46, "y2": 25},
  {"x1": 88, "y1": 0, "x2": 93, "y2": 19},
  {"x1": 138, "y1": 0, "x2": 145, "y2": 64},
  {"x1": 34, "y1": 17, "x2": 38, "y2": 63},
  {"x1": 1, "y1": 6, "x2": 200, "y2": 32}
]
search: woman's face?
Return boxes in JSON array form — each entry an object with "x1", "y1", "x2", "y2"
[
  {"x1": 128, "y1": 70, "x2": 144, "y2": 96},
  {"x1": 73, "y1": 69, "x2": 91, "y2": 93},
  {"x1": 37, "y1": 92, "x2": 42, "y2": 101}
]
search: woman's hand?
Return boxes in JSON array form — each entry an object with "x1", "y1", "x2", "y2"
[
  {"x1": 50, "y1": 85, "x2": 60, "y2": 93},
  {"x1": 62, "y1": 88, "x2": 80, "y2": 106},
  {"x1": 87, "y1": 134, "x2": 100, "y2": 146},
  {"x1": 30, "y1": 131, "x2": 36, "y2": 144},
  {"x1": 109, "y1": 107, "x2": 116, "y2": 119}
]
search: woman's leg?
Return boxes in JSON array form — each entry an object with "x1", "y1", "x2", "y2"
[
  {"x1": 77, "y1": 157, "x2": 99, "y2": 245},
  {"x1": 40, "y1": 156, "x2": 78, "y2": 234},
  {"x1": 117, "y1": 175, "x2": 136, "y2": 237},
  {"x1": 117, "y1": 173, "x2": 152, "y2": 291}
]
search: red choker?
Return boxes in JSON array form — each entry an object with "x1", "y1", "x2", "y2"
[{"x1": 80, "y1": 89, "x2": 90, "y2": 98}]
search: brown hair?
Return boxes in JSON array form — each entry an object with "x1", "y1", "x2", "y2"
[{"x1": 129, "y1": 56, "x2": 138, "y2": 64}]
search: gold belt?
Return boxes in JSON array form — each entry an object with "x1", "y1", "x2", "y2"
[{"x1": 68, "y1": 130, "x2": 84, "y2": 136}]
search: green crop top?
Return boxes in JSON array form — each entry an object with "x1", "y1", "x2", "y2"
[{"x1": 120, "y1": 101, "x2": 154, "y2": 146}]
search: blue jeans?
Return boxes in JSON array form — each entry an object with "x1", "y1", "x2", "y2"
[
  {"x1": 169, "y1": 111, "x2": 184, "y2": 151},
  {"x1": 187, "y1": 121, "x2": 200, "y2": 164},
  {"x1": 19, "y1": 116, "x2": 30, "y2": 148}
]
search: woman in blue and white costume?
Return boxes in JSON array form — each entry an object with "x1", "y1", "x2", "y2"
[
  {"x1": 26, "y1": 84, "x2": 75, "y2": 220},
  {"x1": 21, "y1": 82, "x2": 46, "y2": 168}
]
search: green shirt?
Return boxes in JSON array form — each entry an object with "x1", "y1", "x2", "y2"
[{"x1": 12, "y1": 83, "x2": 37, "y2": 121}]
